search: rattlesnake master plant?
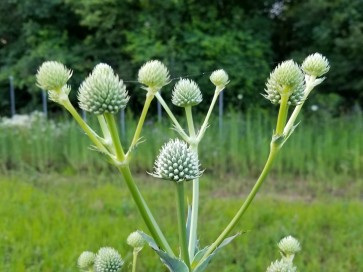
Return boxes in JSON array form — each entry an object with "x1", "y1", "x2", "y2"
[
  {"x1": 264, "y1": 60, "x2": 305, "y2": 106},
  {"x1": 78, "y1": 63, "x2": 130, "y2": 115},
  {"x1": 78, "y1": 251, "x2": 96, "y2": 271},
  {"x1": 35, "y1": 53, "x2": 329, "y2": 271},
  {"x1": 138, "y1": 60, "x2": 170, "y2": 92},
  {"x1": 172, "y1": 79, "x2": 203, "y2": 107},
  {"x1": 151, "y1": 139, "x2": 201, "y2": 182}
]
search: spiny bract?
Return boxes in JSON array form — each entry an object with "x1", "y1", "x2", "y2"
[
  {"x1": 151, "y1": 139, "x2": 201, "y2": 182},
  {"x1": 36, "y1": 61, "x2": 72, "y2": 91},
  {"x1": 302, "y1": 53, "x2": 330, "y2": 77},
  {"x1": 94, "y1": 247, "x2": 124, "y2": 272},
  {"x1": 78, "y1": 63, "x2": 129, "y2": 115},
  {"x1": 138, "y1": 60, "x2": 170, "y2": 90},
  {"x1": 264, "y1": 60, "x2": 305, "y2": 105},
  {"x1": 172, "y1": 78, "x2": 202, "y2": 107}
]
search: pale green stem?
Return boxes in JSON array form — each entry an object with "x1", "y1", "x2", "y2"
[
  {"x1": 132, "y1": 249, "x2": 139, "y2": 272},
  {"x1": 176, "y1": 182, "x2": 191, "y2": 270},
  {"x1": 128, "y1": 93, "x2": 154, "y2": 155},
  {"x1": 185, "y1": 106, "x2": 199, "y2": 260},
  {"x1": 284, "y1": 77, "x2": 316, "y2": 135},
  {"x1": 196, "y1": 89, "x2": 220, "y2": 142},
  {"x1": 275, "y1": 94, "x2": 290, "y2": 136},
  {"x1": 62, "y1": 99, "x2": 107, "y2": 153},
  {"x1": 154, "y1": 92, "x2": 189, "y2": 142},
  {"x1": 97, "y1": 115, "x2": 113, "y2": 150},
  {"x1": 196, "y1": 143, "x2": 280, "y2": 267},
  {"x1": 104, "y1": 113, "x2": 174, "y2": 256},
  {"x1": 118, "y1": 165, "x2": 175, "y2": 257}
]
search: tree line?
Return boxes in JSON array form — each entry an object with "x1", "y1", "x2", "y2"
[{"x1": 0, "y1": 0, "x2": 362, "y2": 116}]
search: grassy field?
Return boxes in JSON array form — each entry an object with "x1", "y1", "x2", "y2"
[{"x1": 1, "y1": 173, "x2": 362, "y2": 271}]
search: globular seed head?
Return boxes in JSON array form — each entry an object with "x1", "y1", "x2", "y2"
[
  {"x1": 94, "y1": 247, "x2": 124, "y2": 272},
  {"x1": 210, "y1": 69, "x2": 229, "y2": 88},
  {"x1": 36, "y1": 61, "x2": 72, "y2": 91},
  {"x1": 78, "y1": 63, "x2": 129, "y2": 115},
  {"x1": 302, "y1": 53, "x2": 330, "y2": 77},
  {"x1": 278, "y1": 236, "x2": 301, "y2": 256},
  {"x1": 151, "y1": 139, "x2": 201, "y2": 183},
  {"x1": 138, "y1": 60, "x2": 170, "y2": 91},
  {"x1": 172, "y1": 79, "x2": 202, "y2": 107},
  {"x1": 127, "y1": 231, "x2": 145, "y2": 249},
  {"x1": 264, "y1": 60, "x2": 305, "y2": 106},
  {"x1": 77, "y1": 251, "x2": 96, "y2": 271},
  {"x1": 266, "y1": 259, "x2": 297, "y2": 272}
]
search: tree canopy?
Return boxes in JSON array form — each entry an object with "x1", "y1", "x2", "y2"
[{"x1": 0, "y1": 0, "x2": 361, "y2": 115}]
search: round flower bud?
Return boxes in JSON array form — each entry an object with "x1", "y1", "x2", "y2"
[
  {"x1": 94, "y1": 247, "x2": 124, "y2": 272},
  {"x1": 278, "y1": 236, "x2": 301, "y2": 256},
  {"x1": 36, "y1": 61, "x2": 72, "y2": 91},
  {"x1": 78, "y1": 251, "x2": 96, "y2": 271},
  {"x1": 302, "y1": 53, "x2": 330, "y2": 77},
  {"x1": 78, "y1": 63, "x2": 129, "y2": 115},
  {"x1": 138, "y1": 60, "x2": 170, "y2": 90},
  {"x1": 151, "y1": 139, "x2": 201, "y2": 183},
  {"x1": 210, "y1": 69, "x2": 229, "y2": 88},
  {"x1": 264, "y1": 60, "x2": 305, "y2": 106},
  {"x1": 127, "y1": 231, "x2": 145, "y2": 249},
  {"x1": 172, "y1": 79, "x2": 202, "y2": 107},
  {"x1": 266, "y1": 260, "x2": 296, "y2": 272}
]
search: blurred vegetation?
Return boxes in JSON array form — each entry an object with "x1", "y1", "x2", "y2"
[{"x1": 1, "y1": 0, "x2": 362, "y2": 116}]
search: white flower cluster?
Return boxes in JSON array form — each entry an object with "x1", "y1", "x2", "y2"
[{"x1": 0, "y1": 111, "x2": 46, "y2": 129}]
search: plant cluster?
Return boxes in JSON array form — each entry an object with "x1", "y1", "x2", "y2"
[{"x1": 36, "y1": 53, "x2": 329, "y2": 271}]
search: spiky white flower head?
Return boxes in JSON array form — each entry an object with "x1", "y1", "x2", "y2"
[
  {"x1": 127, "y1": 231, "x2": 145, "y2": 249},
  {"x1": 172, "y1": 78, "x2": 202, "y2": 107},
  {"x1": 151, "y1": 139, "x2": 201, "y2": 183},
  {"x1": 138, "y1": 60, "x2": 170, "y2": 91},
  {"x1": 78, "y1": 251, "x2": 96, "y2": 271},
  {"x1": 78, "y1": 63, "x2": 129, "y2": 115},
  {"x1": 278, "y1": 236, "x2": 301, "y2": 257},
  {"x1": 210, "y1": 69, "x2": 229, "y2": 89},
  {"x1": 266, "y1": 260, "x2": 297, "y2": 272},
  {"x1": 302, "y1": 53, "x2": 330, "y2": 77},
  {"x1": 94, "y1": 247, "x2": 124, "y2": 272},
  {"x1": 264, "y1": 60, "x2": 305, "y2": 105},
  {"x1": 36, "y1": 61, "x2": 72, "y2": 91}
]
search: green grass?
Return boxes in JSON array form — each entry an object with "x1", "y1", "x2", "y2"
[
  {"x1": 1, "y1": 173, "x2": 362, "y2": 271},
  {"x1": 0, "y1": 109, "x2": 362, "y2": 182}
]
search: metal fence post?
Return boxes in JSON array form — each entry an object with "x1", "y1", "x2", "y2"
[{"x1": 9, "y1": 76, "x2": 15, "y2": 117}]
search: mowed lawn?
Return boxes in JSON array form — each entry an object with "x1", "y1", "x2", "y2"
[{"x1": 0, "y1": 173, "x2": 362, "y2": 271}]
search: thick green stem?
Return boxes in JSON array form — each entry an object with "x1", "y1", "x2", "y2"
[
  {"x1": 132, "y1": 250, "x2": 139, "y2": 272},
  {"x1": 196, "y1": 143, "x2": 280, "y2": 267},
  {"x1": 185, "y1": 106, "x2": 199, "y2": 260},
  {"x1": 275, "y1": 94, "x2": 290, "y2": 136},
  {"x1": 103, "y1": 113, "x2": 125, "y2": 161},
  {"x1": 62, "y1": 99, "x2": 107, "y2": 153},
  {"x1": 176, "y1": 182, "x2": 191, "y2": 269},
  {"x1": 128, "y1": 93, "x2": 154, "y2": 154},
  {"x1": 197, "y1": 90, "x2": 220, "y2": 142},
  {"x1": 119, "y1": 166, "x2": 175, "y2": 257}
]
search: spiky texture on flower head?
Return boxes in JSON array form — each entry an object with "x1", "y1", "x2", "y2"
[
  {"x1": 94, "y1": 247, "x2": 124, "y2": 272},
  {"x1": 36, "y1": 61, "x2": 72, "y2": 91},
  {"x1": 266, "y1": 260, "x2": 297, "y2": 272},
  {"x1": 172, "y1": 79, "x2": 202, "y2": 107},
  {"x1": 302, "y1": 53, "x2": 330, "y2": 77},
  {"x1": 127, "y1": 231, "x2": 145, "y2": 249},
  {"x1": 210, "y1": 69, "x2": 229, "y2": 88},
  {"x1": 77, "y1": 251, "x2": 96, "y2": 271},
  {"x1": 278, "y1": 236, "x2": 301, "y2": 256},
  {"x1": 264, "y1": 60, "x2": 305, "y2": 105},
  {"x1": 78, "y1": 63, "x2": 129, "y2": 115},
  {"x1": 151, "y1": 139, "x2": 201, "y2": 183},
  {"x1": 138, "y1": 60, "x2": 170, "y2": 91}
]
